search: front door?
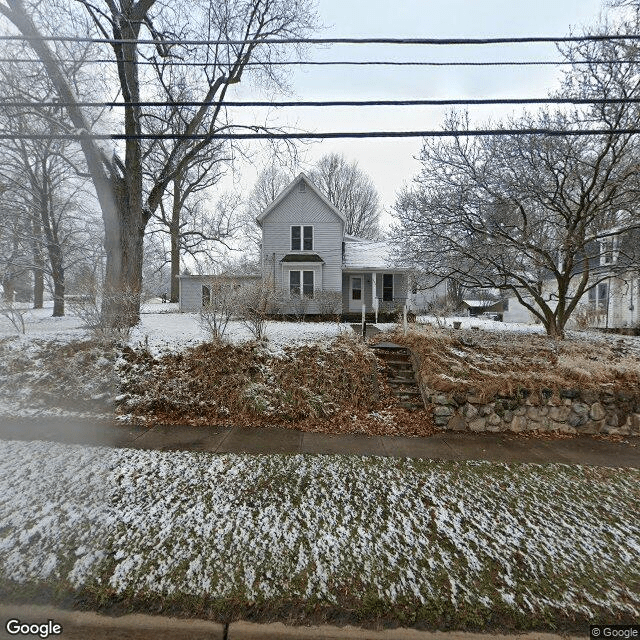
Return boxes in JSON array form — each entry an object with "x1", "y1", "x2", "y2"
[{"x1": 349, "y1": 275, "x2": 363, "y2": 312}]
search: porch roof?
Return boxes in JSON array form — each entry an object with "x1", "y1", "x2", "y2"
[
  {"x1": 280, "y1": 253, "x2": 325, "y2": 263},
  {"x1": 342, "y1": 240, "x2": 405, "y2": 271}
]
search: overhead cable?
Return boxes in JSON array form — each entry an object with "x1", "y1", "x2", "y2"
[
  {"x1": 0, "y1": 57, "x2": 636, "y2": 67},
  {"x1": 3, "y1": 98, "x2": 640, "y2": 109},
  {"x1": 1, "y1": 128, "x2": 638, "y2": 141},
  {"x1": 1, "y1": 34, "x2": 640, "y2": 46}
]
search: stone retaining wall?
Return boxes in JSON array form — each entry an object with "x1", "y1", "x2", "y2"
[
  {"x1": 407, "y1": 344, "x2": 640, "y2": 436},
  {"x1": 428, "y1": 389, "x2": 640, "y2": 436}
]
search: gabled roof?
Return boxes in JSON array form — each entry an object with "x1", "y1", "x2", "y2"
[{"x1": 255, "y1": 172, "x2": 347, "y2": 226}]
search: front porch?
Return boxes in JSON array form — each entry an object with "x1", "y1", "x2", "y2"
[{"x1": 341, "y1": 271, "x2": 409, "y2": 319}]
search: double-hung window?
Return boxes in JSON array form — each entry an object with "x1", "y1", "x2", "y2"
[
  {"x1": 589, "y1": 283, "x2": 609, "y2": 308},
  {"x1": 290, "y1": 270, "x2": 314, "y2": 298},
  {"x1": 291, "y1": 225, "x2": 313, "y2": 251},
  {"x1": 601, "y1": 237, "x2": 618, "y2": 265},
  {"x1": 202, "y1": 285, "x2": 211, "y2": 307},
  {"x1": 382, "y1": 274, "x2": 394, "y2": 302}
]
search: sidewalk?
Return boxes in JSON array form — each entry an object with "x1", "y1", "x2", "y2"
[
  {"x1": 0, "y1": 604, "x2": 586, "y2": 640},
  {"x1": 0, "y1": 417, "x2": 638, "y2": 468}
]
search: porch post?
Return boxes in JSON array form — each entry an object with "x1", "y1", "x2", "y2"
[{"x1": 371, "y1": 272, "x2": 378, "y2": 323}]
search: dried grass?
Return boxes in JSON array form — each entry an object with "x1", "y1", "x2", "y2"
[
  {"x1": 374, "y1": 327, "x2": 640, "y2": 403},
  {"x1": 117, "y1": 333, "x2": 434, "y2": 434}
]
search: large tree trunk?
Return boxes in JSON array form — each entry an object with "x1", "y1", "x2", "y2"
[
  {"x1": 101, "y1": 176, "x2": 146, "y2": 328},
  {"x1": 39, "y1": 159, "x2": 66, "y2": 317},
  {"x1": 49, "y1": 240, "x2": 65, "y2": 317},
  {"x1": 1, "y1": 273, "x2": 15, "y2": 302},
  {"x1": 544, "y1": 315, "x2": 565, "y2": 339}
]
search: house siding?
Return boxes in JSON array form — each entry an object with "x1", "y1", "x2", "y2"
[
  {"x1": 260, "y1": 184, "x2": 343, "y2": 315},
  {"x1": 179, "y1": 278, "x2": 205, "y2": 312},
  {"x1": 178, "y1": 276, "x2": 260, "y2": 312},
  {"x1": 341, "y1": 272, "x2": 409, "y2": 315},
  {"x1": 503, "y1": 271, "x2": 640, "y2": 328}
]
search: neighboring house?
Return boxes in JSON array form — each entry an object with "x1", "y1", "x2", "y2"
[
  {"x1": 460, "y1": 298, "x2": 505, "y2": 318},
  {"x1": 256, "y1": 173, "x2": 410, "y2": 318},
  {"x1": 503, "y1": 232, "x2": 640, "y2": 329},
  {"x1": 178, "y1": 273, "x2": 260, "y2": 312}
]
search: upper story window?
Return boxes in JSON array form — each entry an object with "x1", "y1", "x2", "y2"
[
  {"x1": 600, "y1": 237, "x2": 619, "y2": 265},
  {"x1": 291, "y1": 225, "x2": 313, "y2": 251}
]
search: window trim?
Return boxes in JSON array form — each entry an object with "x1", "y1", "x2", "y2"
[
  {"x1": 600, "y1": 236, "x2": 619, "y2": 266},
  {"x1": 589, "y1": 282, "x2": 609, "y2": 308},
  {"x1": 290, "y1": 224, "x2": 314, "y2": 251}
]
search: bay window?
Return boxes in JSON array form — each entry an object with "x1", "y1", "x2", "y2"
[{"x1": 290, "y1": 270, "x2": 314, "y2": 298}]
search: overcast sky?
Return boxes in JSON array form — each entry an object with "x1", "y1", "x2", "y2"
[{"x1": 229, "y1": 0, "x2": 618, "y2": 228}]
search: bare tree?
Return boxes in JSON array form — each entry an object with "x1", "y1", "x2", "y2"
[
  {"x1": 0, "y1": 48, "x2": 102, "y2": 315},
  {"x1": 309, "y1": 153, "x2": 381, "y2": 239},
  {"x1": 241, "y1": 163, "x2": 294, "y2": 254},
  {"x1": 0, "y1": 0, "x2": 317, "y2": 326},
  {"x1": 394, "y1": 107, "x2": 640, "y2": 338}
]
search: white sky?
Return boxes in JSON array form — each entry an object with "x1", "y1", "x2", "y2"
[{"x1": 222, "y1": 0, "x2": 618, "y2": 228}]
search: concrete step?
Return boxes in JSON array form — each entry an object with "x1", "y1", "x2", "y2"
[
  {"x1": 383, "y1": 359, "x2": 413, "y2": 367},
  {"x1": 393, "y1": 389, "x2": 422, "y2": 397},
  {"x1": 387, "y1": 377, "x2": 417, "y2": 385}
]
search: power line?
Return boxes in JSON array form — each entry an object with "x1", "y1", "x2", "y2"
[
  {"x1": 3, "y1": 98, "x2": 640, "y2": 109},
  {"x1": 0, "y1": 57, "x2": 636, "y2": 67},
  {"x1": 1, "y1": 128, "x2": 638, "y2": 141},
  {"x1": 1, "y1": 34, "x2": 640, "y2": 46}
]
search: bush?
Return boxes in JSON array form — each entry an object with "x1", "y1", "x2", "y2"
[
  {"x1": 315, "y1": 291, "x2": 342, "y2": 318},
  {"x1": 68, "y1": 289, "x2": 134, "y2": 340},
  {"x1": 238, "y1": 278, "x2": 277, "y2": 340},
  {"x1": 0, "y1": 299, "x2": 27, "y2": 334},
  {"x1": 198, "y1": 277, "x2": 240, "y2": 342}
]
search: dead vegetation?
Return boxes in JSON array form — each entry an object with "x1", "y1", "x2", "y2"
[
  {"x1": 0, "y1": 337, "x2": 119, "y2": 413},
  {"x1": 375, "y1": 327, "x2": 640, "y2": 403},
  {"x1": 117, "y1": 333, "x2": 434, "y2": 435}
]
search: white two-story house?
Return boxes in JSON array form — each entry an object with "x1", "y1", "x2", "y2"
[
  {"x1": 256, "y1": 173, "x2": 410, "y2": 318},
  {"x1": 178, "y1": 172, "x2": 410, "y2": 318}
]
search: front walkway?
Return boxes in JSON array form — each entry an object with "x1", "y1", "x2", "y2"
[{"x1": 0, "y1": 418, "x2": 638, "y2": 468}]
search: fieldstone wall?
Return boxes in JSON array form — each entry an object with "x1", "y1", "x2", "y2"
[{"x1": 428, "y1": 388, "x2": 640, "y2": 436}]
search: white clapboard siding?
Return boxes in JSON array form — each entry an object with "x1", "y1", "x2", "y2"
[{"x1": 261, "y1": 186, "x2": 344, "y2": 297}]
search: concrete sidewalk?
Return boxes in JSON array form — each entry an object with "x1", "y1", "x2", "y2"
[
  {"x1": 0, "y1": 417, "x2": 638, "y2": 468},
  {"x1": 0, "y1": 604, "x2": 587, "y2": 640}
]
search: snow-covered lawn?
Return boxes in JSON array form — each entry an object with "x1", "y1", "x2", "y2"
[
  {"x1": 415, "y1": 314, "x2": 546, "y2": 334},
  {"x1": 0, "y1": 302, "x2": 354, "y2": 420},
  {"x1": 1, "y1": 439, "x2": 638, "y2": 628},
  {"x1": 130, "y1": 312, "x2": 352, "y2": 356}
]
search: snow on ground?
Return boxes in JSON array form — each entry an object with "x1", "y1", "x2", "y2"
[
  {"x1": 0, "y1": 301, "x2": 353, "y2": 420},
  {"x1": 0, "y1": 439, "x2": 638, "y2": 622},
  {"x1": 0, "y1": 302, "x2": 88, "y2": 343},
  {"x1": 132, "y1": 301, "x2": 353, "y2": 356},
  {"x1": 1, "y1": 300, "x2": 353, "y2": 354},
  {"x1": 415, "y1": 314, "x2": 546, "y2": 334}
]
